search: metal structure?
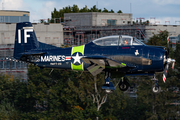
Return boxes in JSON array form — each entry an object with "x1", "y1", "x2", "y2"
[
  {"x1": 0, "y1": 44, "x2": 28, "y2": 80},
  {"x1": 63, "y1": 23, "x2": 150, "y2": 46}
]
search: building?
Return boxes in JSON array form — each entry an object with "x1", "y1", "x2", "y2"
[
  {"x1": 169, "y1": 35, "x2": 180, "y2": 50},
  {"x1": 0, "y1": 10, "x2": 29, "y2": 23},
  {"x1": 64, "y1": 12, "x2": 132, "y2": 26},
  {"x1": 145, "y1": 24, "x2": 180, "y2": 40}
]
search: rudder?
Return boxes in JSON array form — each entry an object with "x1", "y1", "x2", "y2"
[{"x1": 13, "y1": 22, "x2": 39, "y2": 60}]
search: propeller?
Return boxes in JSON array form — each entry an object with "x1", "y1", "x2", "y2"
[{"x1": 163, "y1": 37, "x2": 175, "y2": 83}]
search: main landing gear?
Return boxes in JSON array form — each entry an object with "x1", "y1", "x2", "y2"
[
  {"x1": 119, "y1": 77, "x2": 130, "y2": 91},
  {"x1": 102, "y1": 72, "x2": 130, "y2": 94},
  {"x1": 101, "y1": 77, "x2": 115, "y2": 94},
  {"x1": 151, "y1": 75, "x2": 161, "y2": 94}
]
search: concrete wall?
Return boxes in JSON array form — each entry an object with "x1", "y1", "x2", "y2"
[
  {"x1": 95, "y1": 13, "x2": 132, "y2": 26},
  {"x1": 145, "y1": 25, "x2": 180, "y2": 39},
  {"x1": 33, "y1": 23, "x2": 64, "y2": 47},
  {"x1": 64, "y1": 12, "x2": 132, "y2": 26},
  {"x1": 64, "y1": 12, "x2": 92, "y2": 26},
  {"x1": 0, "y1": 23, "x2": 64, "y2": 47}
]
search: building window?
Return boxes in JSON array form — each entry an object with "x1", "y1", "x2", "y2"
[
  {"x1": 11, "y1": 60, "x2": 15, "y2": 69},
  {"x1": 23, "y1": 14, "x2": 28, "y2": 16},
  {"x1": 0, "y1": 58, "x2": 4, "y2": 69},
  {"x1": 107, "y1": 19, "x2": 117, "y2": 26},
  {"x1": 6, "y1": 60, "x2": 10, "y2": 69},
  {"x1": 128, "y1": 21, "x2": 131, "y2": 24},
  {"x1": 16, "y1": 61, "x2": 21, "y2": 69}
]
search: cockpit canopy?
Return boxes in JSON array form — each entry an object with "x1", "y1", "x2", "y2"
[{"x1": 93, "y1": 35, "x2": 145, "y2": 46}]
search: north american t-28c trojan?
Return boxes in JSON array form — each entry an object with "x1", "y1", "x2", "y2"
[{"x1": 13, "y1": 22, "x2": 175, "y2": 94}]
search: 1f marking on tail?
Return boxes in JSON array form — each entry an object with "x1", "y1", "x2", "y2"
[{"x1": 18, "y1": 28, "x2": 33, "y2": 43}]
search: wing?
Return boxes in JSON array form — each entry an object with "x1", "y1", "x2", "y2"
[{"x1": 82, "y1": 56, "x2": 135, "y2": 76}]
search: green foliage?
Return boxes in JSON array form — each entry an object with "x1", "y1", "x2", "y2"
[
  {"x1": 137, "y1": 30, "x2": 180, "y2": 119},
  {"x1": 51, "y1": 4, "x2": 122, "y2": 23},
  {"x1": 136, "y1": 73, "x2": 180, "y2": 119},
  {"x1": 0, "y1": 74, "x2": 21, "y2": 119},
  {"x1": 19, "y1": 65, "x2": 99, "y2": 119},
  {"x1": 117, "y1": 10, "x2": 122, "y2": 13},
  {"x1": 0, "y1": 101, "x2": 20, "y2": 120},
  {"x1": 147, "y1": 30, "x2": 169, "y2": 46}
]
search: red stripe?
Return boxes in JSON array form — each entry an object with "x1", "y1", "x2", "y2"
[
  {"x1": 65, "y1": 57, "x2": 71, "y2": 60},
  {"x1": 167, "y1": 37, "x2": 169, "y2": 43},
  {"x1": 163, "y1": 74, "x2": 166, "y2": 83}
]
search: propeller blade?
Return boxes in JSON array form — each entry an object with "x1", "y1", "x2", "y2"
[
  {"x1": 163, "y1": 64, "x2": 169, "y2": 83},
  {"x1": 163, "y1": 36, "x2": 175, "y2": 83},
  {"x1": 172, "y1": 62, "x2": 175, "y2": 69},
  {"x1": 167, "y1": 36, "x2": 169, "y2": 57}
]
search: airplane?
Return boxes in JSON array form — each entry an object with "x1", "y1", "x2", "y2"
[{"x1": 13, "y1": 22, "x2": 175, "y2": 94}]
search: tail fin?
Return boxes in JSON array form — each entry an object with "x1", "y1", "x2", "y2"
[{"x1": 13, "y1": 22, "x2": 39, "y2": 60}]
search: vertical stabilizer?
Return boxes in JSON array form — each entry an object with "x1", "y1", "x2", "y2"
[{"x1": 13, "y1": 22, "x2": 39, "y2": 60}]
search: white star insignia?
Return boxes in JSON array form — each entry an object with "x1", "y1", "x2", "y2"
[{"x1": 72, "y1": 53, "x2": 83, "y2": 64}]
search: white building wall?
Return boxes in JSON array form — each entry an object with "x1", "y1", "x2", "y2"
[
  {"x1": 33, "y1": 23, "x2": 64, "y2": 47},
  {"x1": 145, "y1": 25, "x2": 180, "y2": 39},
  {"x1": 95, "y1": 13, "x2": 132, "y2": 26},
  {"x1": 65, "y1": 12, "x2": 132, "y2": 26}
]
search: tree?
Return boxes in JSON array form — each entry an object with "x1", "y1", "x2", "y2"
[
  {"x1": 20, "y1": 65, "x2": 99, "y2": 119},
  {"x1": 147, "y1": 30, "x2": 169, "y2": 46},
  {"x1": 0, "y1": 74, "x2": 22, "y2": 119},
  {"x1": 109, "y1": 9, "x2": 114, "y2": 13},
  {"x1": 79, "y1": 5, "x2": 89, "y2": 12},
  {"x1": 137, "y1": 30, "x2": 180, "y2": 119},
  {"x1": 102, "y1": 8, "x2": 109, "y2": 13},
  {"x1": 117, "y1": 10, "x2": 122, "y2": 13},
  {"x1": 72, "y1": 4, "x2": 79, "y2": 13},
  {"x1": 51, "y1": 4, "x2": 122, "y2": 23}
]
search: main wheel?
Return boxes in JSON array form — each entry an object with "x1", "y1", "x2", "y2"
[
  {"x1": 119, "y1": 80, "x2": 129, "y2": 91},
  {"x1": 152, "y1": 85, "x2": 161, "y2": 94}
]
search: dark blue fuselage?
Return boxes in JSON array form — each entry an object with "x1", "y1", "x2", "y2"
[{"x1": 33, "y1": 42, "x2": 165, "y2": 75}]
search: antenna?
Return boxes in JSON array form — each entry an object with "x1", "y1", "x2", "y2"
[
  {"x1": 97, "y1": 1, "x2": 98, "y2": 12},
  {"x1": 2, "y1": 0, "x2": 4, "y2": 10},
  {"x1": 130, "y1": 3, "x2": 132, "y2": 13}
]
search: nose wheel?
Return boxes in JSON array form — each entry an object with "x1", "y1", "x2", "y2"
[
  {"x1": 151, "y1": 75, "x2": 161, "y2": 94},
  {"x1": 152, "y1": 84, "x2": 161, "y2": 93}
]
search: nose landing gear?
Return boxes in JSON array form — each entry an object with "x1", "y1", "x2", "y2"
[{"x1": 151, "y1": 75, "x2": 161, "y2": 94}]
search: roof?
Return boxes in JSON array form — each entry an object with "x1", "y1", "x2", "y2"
[{"x1": 0, "y1": 10, "x2": 29, "y2": 13}]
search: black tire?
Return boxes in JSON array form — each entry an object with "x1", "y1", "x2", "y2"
[
  {"x1": 152, "y1": 85, "x2": 161, "y2": 94},
  {"x1": 119, "y1": 80, "x2": 130, "y2": 91}
]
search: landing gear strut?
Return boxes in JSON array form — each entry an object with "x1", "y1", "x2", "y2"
[
  {"x1": 119, "y1": 77, "x2": 130, "y2": 91},
  {"x1": 151, "y1": 75, "x2": 161, "y2": 94},
  {"x1": 102, "y1": 72, "x2": 115, "y2": 94}
]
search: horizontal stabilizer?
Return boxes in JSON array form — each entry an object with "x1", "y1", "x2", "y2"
[{"x1": 20, "y1": 51, "x2": 46, "y2": 56}]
